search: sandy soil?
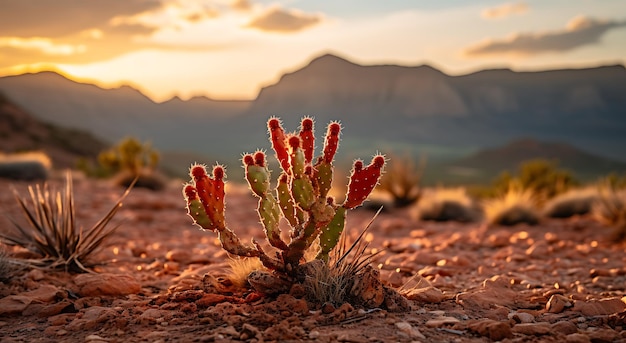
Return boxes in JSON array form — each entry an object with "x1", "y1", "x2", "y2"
[{"x1": 0, "y1": 176, "x2": 625, "y2": 342}]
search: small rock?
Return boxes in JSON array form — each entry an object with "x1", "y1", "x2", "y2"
[
  {"x1": 509, "y1": 311, "x2": 535, "y2": 323},
  {"x1": 552, "y1": 321, "x2": 578, "y2": 335},
  {"x1": 426, "y1": 316, "x2": 460, "y2": 327},
  {"x1": 547, "y1": 294, "x2": 571, "y2": 313},
  {"x1": 73, "y1": 273, "x2": 141, "y2": 296},
  {"x1": 467, "y1": 319, "x2": 513, "y2": 341},
  {"x1": 165, "y1": 249, "x2": 192, "y2": 264},
  {"x1": 404, "y1": 286, "x2": 445, "y2": 303},
  {"x1": 572, "y1": 297, "x2": 626, "y2": 316},
  {"x1": 587, "y1": 328, "x2": 619, "y2": 343},
  {"x1": 566, "y1": 333, "x2": 591, "y2": 343},
  {"x1": 395, "y1": 321, "x2": 426, "y2": 339},
  {"x1": 512, "y1": 322, "x2": 552, "y2": 335}
]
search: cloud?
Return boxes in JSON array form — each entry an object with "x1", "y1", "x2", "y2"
[
  {"x1": 231, "y1": 0, "x2": 252, "y2": 12},
  {"x1": 247, "y1": 6, "x2": 322, "y2": 33},
  {"x1": 0, "y1": 0, "x2": 163, "y2": 38},
  {"x1": 481, "y1": 2, "x2": 528, "y2": 19},
  {"x1": 464, "y1": 16, "x2": 626, "y2": 56},
  {"x1": 0, "y1": 37, "x2": 86, "y2": 56}
]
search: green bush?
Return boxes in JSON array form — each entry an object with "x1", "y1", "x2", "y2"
[{"x1": 492, "y1": 159, "x2": 578, "y2": 204}]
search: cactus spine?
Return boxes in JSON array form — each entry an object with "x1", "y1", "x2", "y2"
[{"x1": 183, "y1": 117, "x2": 385, "y2": 275}]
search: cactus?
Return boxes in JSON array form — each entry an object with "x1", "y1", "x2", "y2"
[{"x1": 183, "y1": 117, "x2": 385, "y2": 278}]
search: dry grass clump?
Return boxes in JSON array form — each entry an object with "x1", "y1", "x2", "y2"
[
  {"x1": 412, "y1": 187, "x2": 480, "y2": 222},
  {"x1": 302, "y1": 212, "x2": 381, "y2": 307},
  {"x1": 592, "y1": 185, "x2": 626, "y2": 241},
  {"x1": 484, "y1": 184, "x2": 540, "y2": 226},
  {"x1": 227, "y1": 257, "x2": 266, "y2": 289},
  {"x1": 377, "y1": 154, "x2": 424, "y2": 208},
  {"x1": 111, "y1": 168, "x2": 166, "y2": 191},
  {"x1": 543, "y1": 187, "x2": 600, "y2": 218},
  {"x1": 0, "y1": 171, "x2": 132, "y2": 272},
  {"x1": 0, "y1": 246, "x2": 19, "y2": 283}
]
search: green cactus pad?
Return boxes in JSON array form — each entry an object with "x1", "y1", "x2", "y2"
[
  {"x1": 258, "y1": 195, "x2": 288, "y2": 250},
  {"x1": 317, "y1": 206, "x2": 346, "y2": 261}
]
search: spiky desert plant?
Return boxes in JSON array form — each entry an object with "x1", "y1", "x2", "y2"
[
  {"x1": 592, "y1": 183, "x2": 626, "y2": 241},
  {"x1": 377, "y1": 153, "x2": 424, "y2": 208},
  {"x1": 0, "y1": 246, "x2": 16, "y2": 283},
  {"x1": 301, "y1": 209, "x2": 383, "y2": 307},
  {"x1": 183, "y1": 117, "x2": 385, "y2": 278},
  {"x1": 412, "y1": 187, "x2": 479, "y2": 222},
  {"x1": 484, "y1": 182, "x2": 540, "y2": 226},
  {"x1": 0, "y1": 171, "x2": 132, "y2": 272},
  {"x1": 543, "y1": 186, "x2": 600, "y2": 218}
]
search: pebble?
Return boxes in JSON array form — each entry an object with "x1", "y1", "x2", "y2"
[
  {"x1": 395, "y1": 321, "x2": 426, "y2": 339},
  {"x1": 512, "y1": 322, "x2": 552, "y2": 335},
  {"x1": 552, "y1": 320, "x2": 578, "y2": 335},
  {"x1": 571, "y1": 297, "x2": 626, "y2": 316},
  {"x1": 546, "y1": 294, "x2": 571, "y2": 313},
  {"x1": 425, "y1": 316, "x2": 460, "y2": 327},
  {"x1": 508, "y1": 311, "x2": 534, "y2": 323},
  {"x1": 467, "y1": 319, "x2": 513, "y2": 340},
  {"x1": 566, "y1": 333, "x2": 591, "y2": 343},
  {"x1": 73, "y1": 273, "x2": 141, "y2": 296}
]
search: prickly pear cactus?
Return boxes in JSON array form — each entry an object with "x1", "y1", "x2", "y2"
[{"x1": 183, "y1": 117, "x2": 386, "y2": 277}]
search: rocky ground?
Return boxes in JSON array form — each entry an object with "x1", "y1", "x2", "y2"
[{"x1": 0, "y1": 176, "x2": 625, "y2": 342}]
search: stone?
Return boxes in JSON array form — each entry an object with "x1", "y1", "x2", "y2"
[
  {"x1": 467, "y1": 319, "x2": 513, "y2": 341},
  {"x1": 395, "y1": 321, "x2": 426, "y2": 339},
  {"x1": 565, "y1": 333, "x2": 591, "y2": 343},
  {"x1": 508, "y1": 311, "x2": 535, "y2": 323},
  {"x1": 0, "y1": 285, "x2": 63, "y2": 316},
  {"x1": 552, "y1": 320, "x2": 578, "y2": 335},
  {"x1": 73, "y1": 273, "x2": 141, "y2": 297},
  {"x1": 547, "y1": 294, "x2": 571, "y2": 313},
  {"x1": 512, "y1": 322, "x2": 552, "y2": 335},
  {"x1": 572, "y1": 297, "x2": 626, "y2": 316}
]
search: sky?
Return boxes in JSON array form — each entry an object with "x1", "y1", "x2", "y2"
[{"x1": 1, "y1": 0, "x2": 625, "y2": 102}]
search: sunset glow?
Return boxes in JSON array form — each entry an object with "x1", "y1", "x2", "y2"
[{"x1": 1, "y1": 0, "x2": 625, "y2": 101}]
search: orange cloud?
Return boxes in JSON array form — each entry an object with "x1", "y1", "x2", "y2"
[
  {"x1": 482, "y1": 2, "x2": 528, "y2": 19},
  {"x1": 464, "y1": 16, "x2": 626, "y2": 57},
  {"x1": 247, "y1": 6, "x2": 322, "y2": 33}
]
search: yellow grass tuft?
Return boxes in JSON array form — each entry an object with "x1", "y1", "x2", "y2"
[
  {"x1": 484, "y1": 185, "x2": 540, "y2": 226},
  {"x1": 412, "y1": 187, "x2": 479, "y2": 222},
  {"x1": 592, "y1": 185, "x2": 626, "y2": 240},
  {"x1": 227, "y1": 257, "x2": 265, "y2": 289}
]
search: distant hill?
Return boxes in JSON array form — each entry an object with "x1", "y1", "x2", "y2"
[
  {"x1": 431, "y1": 138, "x2": 626, "y2": 185},
  {"x1": 0, "y1": 53, "x2": 625, "y2": 181},
  {"x1": 0, "y1": 91, "x2": 106, "y2": 169}
]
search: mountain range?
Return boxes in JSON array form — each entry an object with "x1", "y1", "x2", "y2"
[{"x1": 1, "y1": 53, "x2": 625, "y2": 182}]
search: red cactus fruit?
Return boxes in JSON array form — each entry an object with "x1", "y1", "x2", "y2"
[
  {"x1": 190, "y1": 164, "x2": 208, "y2": 180},
  {"x1": 323, "y1": 122, "x2": 341, "y2": 163},
  {"x1": 212, "y1": 165, "x2": 225, "y2": 181},
  {"x1": 243, "y1": 154, "x2": 254, "y2": 166},
  {"x1": 299, "y1": 117, "x2": 315, "y2": 163},
  {"x1": 268, "y1": 117, "x2": 290, "y2": 173},
  {"x1": 288, "y1": 135, "x2": 301, "y2": 149},
  {"x1": 183, "y1": 184, "x2": 198, "y2": 200},
  {"x1": 253, "y1": 151, "x2": 266, "y2": 167}
]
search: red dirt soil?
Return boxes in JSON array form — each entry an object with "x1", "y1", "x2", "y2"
[{"x1": 0, "y1": 176, "x2": 625, "y2": 342}]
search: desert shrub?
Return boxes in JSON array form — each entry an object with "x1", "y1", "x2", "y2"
[
  {"x1": 592, "y1": 183, "x2": 626, "y2": 241},
  {"x1": 377, "y1": 153, "x2": 424, "y2": 208},
  {"x1": 484, "y1": 182, "x2": 540, "y2": 226},
  {"x1": 95, "y1": 137, "x2": 165, "y2": 190},
  {"x1": 0, "y1": 151, "x2": 51, "y2": 181},
  {"x1": 492, "y1": 159, "x2": 577, "y2": 204},
  {"x1": 0, "y1": 172, "x2": 132, "y2": 272},
  {"x1": 412, "y1": 187, "x2": 480, "y2": 222},
  {"x1": 543, "y1": 187, "x2": 600, "y2": 218}
]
